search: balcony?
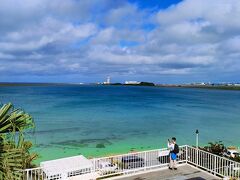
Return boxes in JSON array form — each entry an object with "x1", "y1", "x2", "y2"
[{"x1": 22, "y1": 145, "x2": 240, "y2": 180}]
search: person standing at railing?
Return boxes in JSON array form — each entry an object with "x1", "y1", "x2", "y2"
[{"x1": 168, "y1": 137, "x2": 179, "y2": 170}]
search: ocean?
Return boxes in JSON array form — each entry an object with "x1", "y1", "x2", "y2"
[{"x1": 0, "y1": 85, "x2": 240, "y2": 163}]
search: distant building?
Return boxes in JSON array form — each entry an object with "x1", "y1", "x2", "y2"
[
  {"x1": 103, "y1": 76, "x2": 111, "y2": 84},
  {"x1": 192, "y1": 82, "x2": 206, "y2": 86},
  {"x1": 125, "y1": 81, "x2": 140, "y2": 85}
]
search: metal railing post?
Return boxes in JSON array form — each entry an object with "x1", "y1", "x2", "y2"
[
  {"x1": 144, "y1": 151, "x2": 147, "y2": 171},
  {"x1": 93, "y1": 158, "x2": 96, "y2": 172},
  {"x1": 26, "y1": 169, "x2": 29, "y2": 180},
  {"x1": 186, "y1": 145, "x2": 188, "y2": 164},
  {"x1": 196, "y1": 147, "x2": 199, "y2": 167},
  {"x1": 214, "y1": 155, "x2": 216, "y2": 176}
]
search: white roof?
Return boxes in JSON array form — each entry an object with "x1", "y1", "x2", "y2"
[{"x1": 40, "y1": 155, "x2": 93, "y2": 176}]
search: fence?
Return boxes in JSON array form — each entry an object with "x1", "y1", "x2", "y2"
[
  {"x1": 21, "y1": 145, "x2": 240, "y2": 180},
  {"x1": 91, "y1": 145, "x2": 187, "y2": 178},
  {"x1": 187, "y1": 145, "x2": 240, "y2": 179}
]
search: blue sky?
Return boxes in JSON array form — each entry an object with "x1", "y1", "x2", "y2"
[{"x1": 0, "y1": 0, "x2": 240, "y2": 83}]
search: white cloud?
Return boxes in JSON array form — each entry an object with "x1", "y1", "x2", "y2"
[
  {"x1": 1, "y1": 17, "x2": 97, "y2": 52},
  {"x1": 222, "y1": 36, "x2": 240, "y2": 52},
  {"x1": 0, "y1": 0, "x2": 240, "y2": 82}
]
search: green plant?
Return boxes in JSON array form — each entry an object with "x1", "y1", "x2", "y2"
[
  {"x1": 0, "y1": 103, "x2": 37, "y2": 180},
  {"x1": 231, "y1": 156, "x2": 240, "y2": 163},
  {"x1": 203, "y1": 141, "x2": 225, "y2": 156}
]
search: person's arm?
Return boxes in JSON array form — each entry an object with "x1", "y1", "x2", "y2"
[
  {"x1": 169, "y1": 143, "x2": 174, "y2": 151},
  {"x1": 167, "y1": 141, "x2": 171, "y2": 148},
  {"x1": 167, "y1": 141, "x2": 174, "y2": 151}
]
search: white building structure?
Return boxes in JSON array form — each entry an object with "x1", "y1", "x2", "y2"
[
  {"x1": 103, "y1": 77, "x2": 111, "y2": 84},
  {"x1": 125, "y1": 81, "x2": 140, "y2": 85},
  {"x1": 40, "y1": 155, "x2": 94, "y2": 179}
]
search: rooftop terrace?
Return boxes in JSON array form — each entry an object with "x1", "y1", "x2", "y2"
[
  {"x1": 22, "y1": 145, "x2": 240, "y2": 180},
  {"x1": 113, "y1": 164, "x2": 220, "y2": 180}
]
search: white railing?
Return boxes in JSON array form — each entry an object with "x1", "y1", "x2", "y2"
[
  {"x1": 20, "y1": 145, "x2": 240, "y2": 180},
  {"x1": 21, "y1": 145, "x2": 187, "y2": 180},
  {"x1": 187, "y1": 145, "x2": 240, "y2": 179},
  {"x1": 91, "y1": 145, "x2": 187, "y2": 179},
  {"x1": 22, "y1": 167, "x2": 45, "y2": 180}
]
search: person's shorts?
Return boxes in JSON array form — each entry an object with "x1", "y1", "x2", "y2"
[{"x1": 171, "y1": 153, "x2": 177, "y2": 160}]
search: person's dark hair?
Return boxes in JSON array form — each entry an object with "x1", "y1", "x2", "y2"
[{"x1": 172, "y1": 137, "x2": 176, "y2": 141}]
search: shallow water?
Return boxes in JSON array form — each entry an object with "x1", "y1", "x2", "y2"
[{"x1": 1, "y1": 85, "x2": 240, "y2": 163}]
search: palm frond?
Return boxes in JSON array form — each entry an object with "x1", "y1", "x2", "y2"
[{"x1": 0, "y1": 102, "x2": 37, "y2": 179}]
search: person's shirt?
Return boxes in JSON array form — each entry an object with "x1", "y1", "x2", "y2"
[{"x1": 167, "y1": 142, "x2": 175, "y2": 151}]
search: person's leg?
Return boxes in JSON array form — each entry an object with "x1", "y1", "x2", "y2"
[
  {"x1": 173, "y1": 160, "x2": 177, "y2": 169},
  {"x1": 169, "y1": 160, "x2": 173, "y2": 169},
  {"x1": 169, "y1": 154, "x2": 173, "y2": 169}
]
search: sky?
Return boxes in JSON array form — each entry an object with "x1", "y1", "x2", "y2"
[{"x1": 0, "y1": 0, "x2": 240, "y2": 84}]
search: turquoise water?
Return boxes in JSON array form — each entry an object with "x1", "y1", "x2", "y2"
[{"x1": 0, "y1": 85, "x2": 240, "y2": 162}]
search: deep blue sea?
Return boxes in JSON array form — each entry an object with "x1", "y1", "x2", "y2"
[{"x1": 1, "y1": 85, "x2": 240, "y2": 162}]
